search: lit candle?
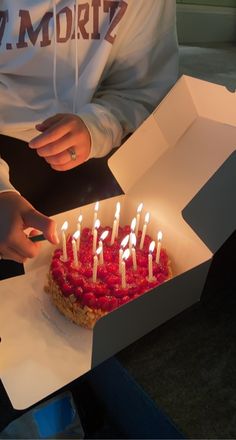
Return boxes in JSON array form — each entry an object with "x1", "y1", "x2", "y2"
[
  {"x1": 98, "y1": 230, "x2": 109, "y2": 265},
  {"x1": 77, "y1": 214, "x2": 83, "y2": 235},
  {"x1": 115, "y1": 202, "x2": 121, "y2": 238},
  {"x1": 131, "y1": 233, "x2": 137, "y2": 271},
  {"x1": 129, "y1": 217, "x2": 136, "y2": 250},
  {"x1": 148, "y1": 241, "x2": 155, "y2": 281},
  {"x1": 93, "y1": 219, "x2": 100, "y2": 254},
  {"x1": 93, "y1": 201, "x2": 99, "y2": 233},
  {"x1": 72, "y1": 230, "x2": 80, "y2": 267},
  {"x1": 92, "y1": 247, "x2": 102, "y2": 283},
  {"x1": 60, "y1": 221, "x2": 68, "y2": 261},
  {"x1": 110, "y1": 209, "x2": 119, "y2": 245},
  {"x1": 135, "y1": 202, "x2": 143, "y2": 236},
  {"x1": 156, "y1": 231, "x2": 163, "y2": 264},
  {"x1": 139, "y1": 212, "x2": 150, "y2": 250},
  {"x1": 119, "y1": 234, "x2": 129, "y2": 273},
  {"x1": 121, "y1": 248, "x2": 130, "y2": 289}
]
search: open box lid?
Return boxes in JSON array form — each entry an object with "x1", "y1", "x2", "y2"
[{"x1": 108, "y1": 75, "x2": 236, "y2": 253}]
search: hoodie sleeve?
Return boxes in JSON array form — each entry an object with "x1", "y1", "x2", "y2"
[
  {"x1": 77, "y1": 0, "x2": 179, "y2": 159},
  {"x1": 0, "y1": 157, "x2": 18, "y2": 193}
]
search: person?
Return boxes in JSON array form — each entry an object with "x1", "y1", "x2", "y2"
[{"x1": 0, "y1": 0, "x2": 178, "y2": 268}]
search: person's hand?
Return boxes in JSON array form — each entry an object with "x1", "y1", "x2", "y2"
[
  {"x1": 29, "y1": 113, "x2": 91, "y2": 171},
  {"x1": 0, "y1": 192, "x2": 59, "y2": 263}
]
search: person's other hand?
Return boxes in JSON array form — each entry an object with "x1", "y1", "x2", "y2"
[
  {"x1": 29, "y1": 114, "x2": 91, "y2": 171},
  {"x1": 0, "y1": 192, "x2": 58, "y2": 263}
]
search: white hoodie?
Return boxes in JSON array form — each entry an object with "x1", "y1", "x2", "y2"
[{"x1": 0, "y1": 0, "x2": 178, "y2": 192}]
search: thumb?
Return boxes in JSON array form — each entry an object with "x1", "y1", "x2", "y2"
[{"x1": 23, "y1": 208, "x2": 59, "y2": 245}]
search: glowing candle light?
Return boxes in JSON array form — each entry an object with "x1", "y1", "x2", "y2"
[
  {"x1": 156, "y1": 231, "x2": 163, "y2": 264},
  {"x1": 131, "y1": 233, "x2": 137, "y2": 271},
  {"x1": 129, "y1": 217, "x2": 136, "y2": 250},
  {"x1": 60, "y1": 221, "x2": 68, "y2": 261},
  {"x1": 148, "y1": 240, "x2": 155, "y2": 281},
  {"x1": 110, "y1": 209, "x2": 119, "y2": 245},
  {"x1": 77, "y1": 214, "x2": 83, "y2": 235},
  {"x1": 139, "y1": 212, "x2": 150, "y2": 250},
  {"x1": 93, "y1": 201, "x2": 99, "y2": 233},
  {"x1": 93, "y1": 247, "x2": 102, "y2": 283},
  {"x1": 135, "y1": 202, "x2": 143, "y2": 236},
  {"x1": 115, "y1": 202, "x2": 121, "y2": 238},
  {"x1": 98, "y1": 230, "x2": 109, "y2": 265},
  {"x1": 93, "y1": 219, "x2": 100, "y2": 254},
  {"x1": 72, "y1": 230, "x2": 80, "y2": 267},
  {"x1": 121, "y1": 248, "x2": 130, "y2": 289},
  {"x1": 119, "y1": 234, "x2": 129, "y2": 273}
]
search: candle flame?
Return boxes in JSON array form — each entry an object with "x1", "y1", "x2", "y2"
[
  {"x1": 100, "y1": 230, "x2": 109, "y2": 241},
  {"x1": 73, "y1": 230, "x2": 80, "y2": 240},
  {"x1": 131, "y1": 232, "x2": 136, "y2": 247},
  {"x1": 94, "y1": 201, "x2": 99, "y2": 212},
  {"x1": 96, "y1": 246, "x2": 102, "y2": 256},
  {"x1": 121, "y1": 235, "x2": 129, "y2": 249},
  {"x1": 61, "y1": 221, "x2": 68, "y2": 231},
  {"x1": 94, "y1": 219, "x2": 100, "y2": 230},
  {"x1": 149, "y1": 240, "x2": 155, "y2": 253},
  {"x1": 137, "y1": 202, "x2": 143, "y2": 213},
  {"x1": 122, "y1": 248, "x2": 130, "y2": 261},
  {"x1": 116, "y1": 201, "x2": 121, "y2": 214},
  {"x1": 157, "y1": 231, "x2": 163, "y2": 241},
  {"x1": 130, "y1": 217, "x2": 136, "y2": 232},
  {"x1": 77, "y1": 214, "x2": 83, "y2": 223},
  {"x1": 144, "y1": 212, "x2": 150, "y2": 224}
]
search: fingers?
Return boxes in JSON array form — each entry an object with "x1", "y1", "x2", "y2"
[
  {"x1": 35, "y1": 114, "x2": 64, "y2": 132},
  {"x1": 30, "y1": 115, "x2": 78, "y2": 149},
  {"x1": 23, "y1": 208, "x2": 59, "y2": 245}
]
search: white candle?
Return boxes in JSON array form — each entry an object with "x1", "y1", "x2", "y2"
[
  {"x1": 77, "y1": 214, "x2": 83, "y2": 235},
  {"x1": 111, "y1": 210, "x2": 119, "y2": 245},
  {"x1": 135, "y1": 202, "x2": 143, "y2": 236},
  {"x1": 119, "y1": 235, "x2": 129, "y2": 273},
  {"x1": 129, "y1": 217, "x2": 136, "y2": 250},
  {"x1": 98, "y1": 230, "x2": 108, "y2": 265},
  {"x1": 131, "y1": 233, "x2": 137, "y2": 271},
  {"x1": 140, "y1": 212, "x2": 150, "y2": 250},
  {"x1": 72, "y1": 230, "x2": 80, "y2": 267},
  {"x1": 115, "y1": 202, "x2": 121, "y2": 238},
  {"x1": 61, "y1": 221, "x2": 68, "y2": 261},
  {"x1": 93, "y1": 219, "x2": 100, "y2": 254},
  {"x1": 148, "y1": 241, "x2": 155, "y2": 281},
  {"x1": 93, "y1": 247, "x2": 102, "y2": 282},
  {"x1": 156, "y1": 231, "x2": 163, "y2": 264},
  {"x1": 93, "y1": 201, "x2": 99, "y2": 233},
  {"x1": 121, "y1": 248, "x2": 130, "y2": 289}
]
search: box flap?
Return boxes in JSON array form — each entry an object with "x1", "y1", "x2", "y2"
[
  {"x1": 182, "y1": 151, "x2": 236, "y2": 254},
  {"x1": 109, "y1": 75, "x2": 236, "y2": 251}
]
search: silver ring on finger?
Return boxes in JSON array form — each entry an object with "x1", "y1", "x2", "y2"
[{"x1": 68, "y1": 147, "x2": 77, "y2": 161}]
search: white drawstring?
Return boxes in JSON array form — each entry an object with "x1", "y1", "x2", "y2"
[
  {"x1": 52, "y1": 0, "x2": 58, "y2": 102},
  {"x1": 73, "y1": 0, "x2": 79, "y2": 113}
]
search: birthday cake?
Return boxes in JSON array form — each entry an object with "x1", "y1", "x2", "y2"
[{"x1": 45, "y1": 223, "x2": 172, "y2": 329}]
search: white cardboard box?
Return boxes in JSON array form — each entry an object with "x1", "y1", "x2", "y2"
[{"x1": 0, "y1": 75, "x2": 235, "y2": 409}]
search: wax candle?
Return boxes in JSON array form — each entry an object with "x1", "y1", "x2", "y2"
[
  {"x1": 156, "y1": 231, "x2": 163, "y2": 264},
  {"x1": 139, "y1": 212, "x2": 150, "y2": 250},
  {"x1": 77, "y1": 214, "x2": 83, "y2": 235},
  {"x1": 115, "y1": 202, "x2": 121, "y2": 238},
  {"x1": 121, "y1": 248, "x2": 130, "y2": 289},
  {"x1": 98, "y1": 230, "x2": 108, "y2": 265},
  {"x1": 93, "y1": 201, "x2": 99, "y2": 234},
  {"x1": 131, "y1": 233, "x2": 137, "y2": 271},
  {"x1": 92, "y1": 247, "x2": 102, "y2": 283},
  {"x1": 135, "y1": 202, "x2": 143, "y2": 236},
  {"x1": 72, "y1": 230, "x2": 80, "y2": 267},
  {"x1": 148, "y1": 240, "x2": 155, "y2": 281},
  {"x1": 61, "y1": 221, "x2": 68, "y2": 261},
  {"x1": 119, "y1": 234, "x2": 129, "y2": 273},
  {"x1": 93, "y1": 219, "x2": 100, "y2": 254},
  {"x1": 129, "y1": 217, "x2": 136, "y2": 250},
  {"x1": 110, "y1": 209, "x2": 119, "y2": 245}
]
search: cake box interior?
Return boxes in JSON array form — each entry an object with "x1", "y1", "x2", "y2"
[{"x1": 0, "y1": 75, "x2": 235, "y2": 409}]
